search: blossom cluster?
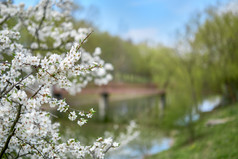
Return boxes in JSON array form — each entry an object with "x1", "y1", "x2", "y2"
[
  {"x1": 103, "y1": 121, "x2": 140, "y2": 158},
  {"x1": 0, "y1": 0, "x2": 117, "y2": 158}
]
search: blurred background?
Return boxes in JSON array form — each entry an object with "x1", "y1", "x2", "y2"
[{"x1": 13, "y1": 0, "x2": 238, "y2": 158}]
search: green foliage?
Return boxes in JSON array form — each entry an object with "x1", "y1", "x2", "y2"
[
  {"x1": 194, "y1": 11, "x2": 238, "y2": 104},
  {"x1": 148, "y1": 46, "x2": 179, "y2": 89},
  {"x1": 148, "y1": 104, "x2": 238, "y2": 159},
  {"x1": 83, "y1": 32, "x2": 152, "y2": 81},
  {"x1": 147, "y1": 5, "x2": 238, "y2": 131}
]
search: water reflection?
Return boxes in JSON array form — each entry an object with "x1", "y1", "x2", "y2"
[
  {"x1": 177, "y1": 96, "x2": 221, "y2": 125},
  {"x1": 107, "y1": 136, "x2": 172, "y2": 159},
  {"x1": 107, "y1": 95, "x2": 156, "y2": 122},
  {"x1": 104, "y1": 95, "x2": 172, "y2": 158},
  {"x1": 57, "y1": 94, "x2": 172, "y2": 158},
  {"x1": 199, "y1": 96, "x2": 221, "y2": 112}
]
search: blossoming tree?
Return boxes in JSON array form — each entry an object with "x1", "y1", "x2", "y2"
[{"x1": 0, "y1": 0, "x2": 118, "y2": 158}]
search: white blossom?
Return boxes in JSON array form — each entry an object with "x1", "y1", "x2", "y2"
[
  {"x1": 68, "y1": 111, "x2": 77, "y2": 121},
  {"x1": 77, "y1": 118, "x2": 87, "y2": 126},
  {"x1": 0, "y1": 0, "x2": 115, "y2": 158}
]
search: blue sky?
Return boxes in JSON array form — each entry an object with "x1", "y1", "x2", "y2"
[
  {"x1": 76, "y1": 0, "x2": 232, "y2": 45},
  {"x1": 15, "y1": 0, "x2": 231, "y2": 46}
]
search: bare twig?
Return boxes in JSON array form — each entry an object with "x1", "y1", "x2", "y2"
[
  {"x1": 35, "y1": 0, "x2": 49, "y2": 46},
  {"x1": 30, "y1": 85, "x2": 44, "y2": 98},
  {"x1": 75, "y1": 31, "x2": 93, "y2": 52},
  {"x1": 89, "y1": 150, "x2": 96, "y2": 159},
  {"x1": 0, "y1": 82, "x2": 9, "y2": 95},
  {"x1": 104, "y1": 143, "x2": 113, "y2": 154},
  {"x1": 0, "y1": 73, "x2": 32, "y2": 99},
  {"x1": 15, "y1": 136, "x2": 48, "y2": 159},
  {"x1": 14, "y1": 145, "x2": 22, "y2": 159},
  {"x1": 15, "y1": 152, "x2": 34, "y2": 159},
  {"x1": 47, "y1": 112, "x2": 58, "y2": 118}
]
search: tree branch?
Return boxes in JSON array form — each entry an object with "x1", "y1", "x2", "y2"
[
  {"x1": 35, "y1": 0, "x2": 49, "y2": 46},
  {"x1": 0, "y1": 15, "x2": 11, "y2": 26},
  {"x1": 31, "y1": 85, "x2": 44, "y2": 98},
  {"x1": 103, "y1": 143, "x2": 113, "y2": 154},
  {"x1": 15, "y1": 152, "x2": 34, "y2": 159},
  {"x1": 0, "y1": 82, "x2": 9, "y2": 95},
  {"x1": 0, "y1": 73, "x2": 32, "y2": 99},
  {"x1": 15, "y1": 136, "x2": 48, "y2": 159},
  {"x1": 0, "y1": 104, "x2": 22, "y2": 158},
  {"x1": 75, "y1": 31, "x2": 93, "y2": 52},
  {"x1": 14, "y1": 145, "x2": 22, "y2": 159}
]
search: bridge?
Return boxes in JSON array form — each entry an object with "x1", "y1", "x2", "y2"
[{"x1": 54, "y1": 82, "x2": 166, "y2": 120}]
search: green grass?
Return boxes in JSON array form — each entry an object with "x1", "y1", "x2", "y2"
[{"x1": 148, "y1": 103, "x2": 238, "y2": 159}]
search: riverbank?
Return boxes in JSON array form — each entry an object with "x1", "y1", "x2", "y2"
[{"x1": 147, "y1": 103, "x2": 238, "y2": 159}]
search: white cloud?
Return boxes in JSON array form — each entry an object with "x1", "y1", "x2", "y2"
[
  {"x1": 219, "y1": 0, "x2": 238, "y2": 14},
  {"x1": 122, "y1": 27, "x2": 174, "y2": 46},
  {"x1": 122, "y1": 27, "x2": 158, "y2": 44}
]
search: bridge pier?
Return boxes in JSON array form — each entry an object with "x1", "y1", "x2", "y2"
[
  {"x1": 159, "y1": 92, "x2": 166, "y2": 118},
  {"x1": 99, "y1": 92, "x2": 109, "y2": 121}
]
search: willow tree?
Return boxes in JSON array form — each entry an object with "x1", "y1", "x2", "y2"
[{"x1": 194, "y1": 9, "x2": 238, "y2": 104}]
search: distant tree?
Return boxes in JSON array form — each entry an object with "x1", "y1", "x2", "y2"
[{"x1": 194, "y1": 9, "x2": 238, "y2": 104}]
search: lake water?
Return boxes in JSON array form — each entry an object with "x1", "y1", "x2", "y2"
[
  {"x1": 54, "y1": 94, "x2": 221, "y2": 158},
  {"x1": 55, "y1": 94, "x2": 172, "y2": 159},
  {"x1": 199, "y1": 96, "x2": 221, "y2": 112},
  {"x1": 177, "y1": 96, "x2": 221, "y2": 125}
]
